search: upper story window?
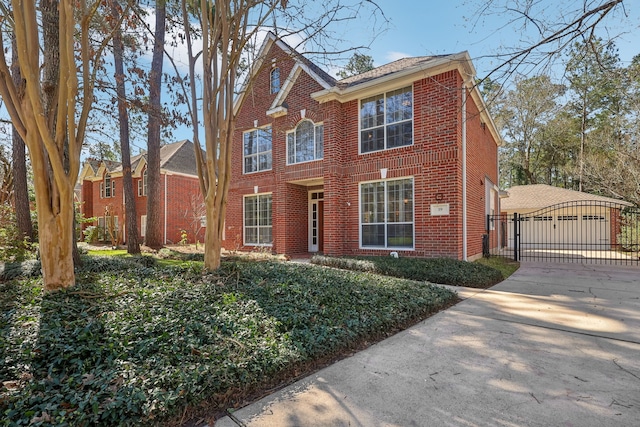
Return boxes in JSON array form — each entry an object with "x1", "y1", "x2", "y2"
[
  {"x1": 270, "y1": 67, "x2": 280, "y2": 94},
  {"x1": 360, "y1": 86, "x2": 413, "y2": 153},
  {"x1": 100, "y1": 173, "x2": 115, "y2": 198},
  {"x1": 138, "y1": 169, "x2": 147, "y2": 196},
  {"x1": 287, "y1": 120, "x2": 324, "y2": 165},
  {"x1": 243, "y1": 127, "x2": 272, "y2": 174}
]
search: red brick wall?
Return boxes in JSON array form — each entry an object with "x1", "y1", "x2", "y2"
[
  {"x1": 225, "y1": 40, "x2": 499, "y2": 260},
  {"x1": 81, "y1": 170, "x2": 204, "y2": 244},
  {"x1": 465, "y1": 89, "x2": 499, "y2": 259}
]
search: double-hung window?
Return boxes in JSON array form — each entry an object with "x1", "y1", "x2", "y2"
[
  {"x1": 243, "y1": 127, "x2": 272, "y2": 173},
  {"x1": 287, "y1": 120, "x2": 324, "y2": 164},
  {"x1": 100, "y1": 173, "x2": 115, "y2": 198},
  {"x1": 138, "y1": 169, "x2": 147, "y2": 196},
  {"x1": 244, "y1": 194, "x2": 273, "y2": 245},
  {"x1": 360, "y1": 86, "x2": 413, "y2": 153},
  {"x1": 360, "y1": 177, "x2": 414, "y2": 249}
]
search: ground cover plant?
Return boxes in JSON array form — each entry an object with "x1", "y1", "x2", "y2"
[
  {"x1": 310, "y1": 255, "x2": 507, "y2": 288},
  {"x1": 0, "y1": 256, "x2": 456, "y2": 426}
]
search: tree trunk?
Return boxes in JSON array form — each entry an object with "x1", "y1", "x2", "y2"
[
  {"x1": 111, "y1": 0, "x2": 140, "y2": 254},
  {"x1": 10, "y1": 34, "x2": 33, "y2": 242},
  {"x1": 145, "y1": 1, "x2": 166, "y2": 249}
]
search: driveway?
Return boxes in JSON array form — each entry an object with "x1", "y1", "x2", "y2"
[{"x1": 215, "y1": 262, "x2": 640, "y2": 427}]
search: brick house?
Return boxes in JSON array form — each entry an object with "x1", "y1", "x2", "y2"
[
  {"x1": 224, "y1": 33, "x2": 501, "y2": 260},
  {"x1": 79, "y1": 140, "x2": 205, "y2": 245}
]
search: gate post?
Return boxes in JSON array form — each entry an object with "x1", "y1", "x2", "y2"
[{"x1": 513, "y1": 212, "x2": 519, "y2": 262}]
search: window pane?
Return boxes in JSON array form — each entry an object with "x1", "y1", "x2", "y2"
[
  {"x1": 361, "y1": 182, "x2": 385, "y2": 223},
  {"x1": 402, "y1": 180, "x2": 413, "y2": 222},
  {"x1": 245, "y1": 227, "x2": 257, "y2": 244},
  {"x1": 258, "y1": 127, "x2": 272, "y2": 153},
  {"x1": 361, "y1": 94, "x2": 384, "y2": 129},
  {"x1": 361, "y1": 127, "x2": 385, "y2": 153},
  {"x1": 244, "y1": 197, "x2": 257, "y2": 227},
  {"x1": 258, "y1": 153, "x2": 271, "y2": 171},
  {"x1": 315, "y1": 124, "x2": 324, "y2": 159},
  {"x1": 387, "y1": 224, "x2": 413, "y2": 248},
  {"x1": 270, "y1": 68, "x2": 280, "y2": 94},
  {"x1": 296, "y1": 121, "x2": 314, "y2": 163},
  {"x1": 243, "y1": 131, "x2": 256, "y2": 155},
  {"x1": 244, "y1": 156, "x2": 256, "y2": 173},
  {"x1": 387, "y1": 121, "x2": 413, "y2": 148},
  {"x1": 362, "y1": 224, "x2": 385, "y2": 246},
  {"x1": 287, "y1": 133, "x2": 295, "y2": 164},
  {"x1": 386, "y1": 87, "x2": 412, "y2": 124},
  {"x1": 259, "y1": 227, "x2": 273, "y2": 244}
]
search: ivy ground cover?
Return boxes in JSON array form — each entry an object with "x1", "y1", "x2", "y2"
[{"x1": 1, "y1": 257, "x2": 456, "y2": 426}]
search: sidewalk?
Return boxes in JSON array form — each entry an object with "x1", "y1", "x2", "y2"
[{"x1": 215, "y1": 262, "x2": 640, "y2": 427}]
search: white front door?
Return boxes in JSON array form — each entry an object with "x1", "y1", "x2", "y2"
[{"x1": 308, "y1": 191, "x2": 324, "y2": 252}]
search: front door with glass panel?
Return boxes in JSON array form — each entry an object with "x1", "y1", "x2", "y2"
[{"x1": 309, "y1": 191, "x2": 324, "y2": 253}]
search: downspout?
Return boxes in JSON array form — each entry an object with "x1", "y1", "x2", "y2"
[
  {"x1": 462, "y1": 81, "x2": 468, "y2": 261},
  {"x1": 164, "y1": 173, "x2": 167, "y2": 245}
]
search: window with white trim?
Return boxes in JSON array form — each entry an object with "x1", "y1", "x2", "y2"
[
  {"x1": 243, "y1": 127, "x2": 272, "y2": 173},
  {"x1": 138, "y1": 169, "x2": 147, "y2": 196},
  {"x1": 485, "y1": 178, "x2": 497, "y2": 230},
  {"x1": 140, "y1": 215, "x2": 147, "y2": 237},
  {"x1": 286, "y1": 120, "x2": 323, "y2": 164},
  {"x1": 270, "y1": 68, "x2": 280, "y2": 94},
  {"x1": 360, "y1": 86, "x2": 413, "y2": 153},
  {"x1": 244, "y1": 194, "x2": 272, "y2": 246},
  {"x1": 360, "y1": 177, "x2": 414, "y2": 248},
  {"x1": 100, "y1": 173, "x2": 115, "y2": 198}
]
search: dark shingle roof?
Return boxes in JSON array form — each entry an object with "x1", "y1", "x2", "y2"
[
  {"x1": 96, "y1": 140, "x2": 198, "y2": 177},
  {"x1": 337, "y1": 55, "x2": 449, "y2": 89}
]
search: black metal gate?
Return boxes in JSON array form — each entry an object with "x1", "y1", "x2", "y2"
[{"x1": 487, "y1": 200, "x2": 639, "y2": 265}]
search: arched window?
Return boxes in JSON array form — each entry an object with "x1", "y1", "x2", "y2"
[
  {"x1": 286, "y1": 120, "x2": 324, "y2": 164},
  {"x1": 270, "y1": 67, "x2": 280, "y2": 94}
]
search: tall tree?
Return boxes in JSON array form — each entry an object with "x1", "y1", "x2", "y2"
[
  {"x1": 565, "y1": 39, "x2": 621, "y2": 190},
  {"x1": 10, "y1": 32, "x2": 33, "y2": 242},
  {"x1": 336, "y1": 52, "x2": 374, "y2": 79},
  {"x1": 494, "y1": 74, "x2": 565, "y2": 186},
  {"x1": 110, "y1": 0, "x2": 140, "y2": 254},
  {"x1": 0, "y1": 0, "x2": 109, "y2": 290},
  {"x1": 181, "y1": 0, "x2": 383, "y2": 270},
  {"x1": 145, "y1": 0, "x2": 166, "y2": 249}
]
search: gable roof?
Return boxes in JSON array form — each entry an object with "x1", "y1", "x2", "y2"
[
  {"x1": 81, "y1": 140, "x2": 199, "y2": 181},
  {"x1": 235, "y1": 33, "x2": 501, "y2": 146},
  {"x1": 501, "y1": 184, "x2": 631, "y2": 210},
  {"x1": 234, "y1": 32, "x2": 336, "y2": 115}
]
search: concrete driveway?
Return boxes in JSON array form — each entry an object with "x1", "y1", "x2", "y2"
[{"x1": 215, "y1": 263, "x2": 640, "y2": 427}]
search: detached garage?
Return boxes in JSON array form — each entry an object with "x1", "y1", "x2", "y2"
[{"x1": 501, "y1": 184, "x2": 632, "y2": 251}]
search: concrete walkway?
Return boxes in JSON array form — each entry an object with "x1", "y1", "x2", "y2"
[{"x1": 215, "y1": 263, "x2": 640, "y2": 427}]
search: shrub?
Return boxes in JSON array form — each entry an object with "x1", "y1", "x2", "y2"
[{"x1": 311, "y1": 255, "x2": 504, "y2": 288}]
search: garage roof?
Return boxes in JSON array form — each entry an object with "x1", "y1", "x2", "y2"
[{"x1": 502, "y1": 184, "x2": 631, "y2": 210}]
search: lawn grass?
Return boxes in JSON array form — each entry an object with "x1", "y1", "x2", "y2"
[
  {"x1": 474, "y1": 256, "x2": 520, "y2": 280},
  {"x1": 86, "y1": 249, "x2": 129, "y2": 257},
  {"x1": 0, "y1": 256, "x2": 456, "y2": 426},
  {"x1": 311, "y1": 255, "x2": 505, "y2": 288}
]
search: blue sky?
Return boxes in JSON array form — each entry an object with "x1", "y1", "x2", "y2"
[
  {"x1": 165, "y1": 0, "x2": 638, "y2": 144},
  {"x1": 343, "y1": 0, "x2": 639, "y2": 76}
]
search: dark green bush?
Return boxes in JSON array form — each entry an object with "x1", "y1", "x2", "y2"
[
  {"x1": 311, "y1": 255, "x2": 504, "y2": 288},
  {"x1": 0, "y1": 260, "x2": 456, "y2": 426}
]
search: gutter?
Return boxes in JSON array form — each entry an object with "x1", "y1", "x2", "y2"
[{"x1": 164, "y1": 173, "x2": 167, "y2": 245}]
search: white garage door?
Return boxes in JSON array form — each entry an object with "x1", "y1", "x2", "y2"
[{"x1": 508, "y1": 211, "x2": 610, "y2": 250}]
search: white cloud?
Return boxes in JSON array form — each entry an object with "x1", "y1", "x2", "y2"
[{"x1": 385, "y1": 51, "x2": 411, "y2": 63}]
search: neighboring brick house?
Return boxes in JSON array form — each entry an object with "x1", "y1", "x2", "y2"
[
  {"x1": 224, "y1": 33, "x2": 501, "y2": 260},
  {"x1": 79, "y1": 140, "x2": 205, "y2": 245}
]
